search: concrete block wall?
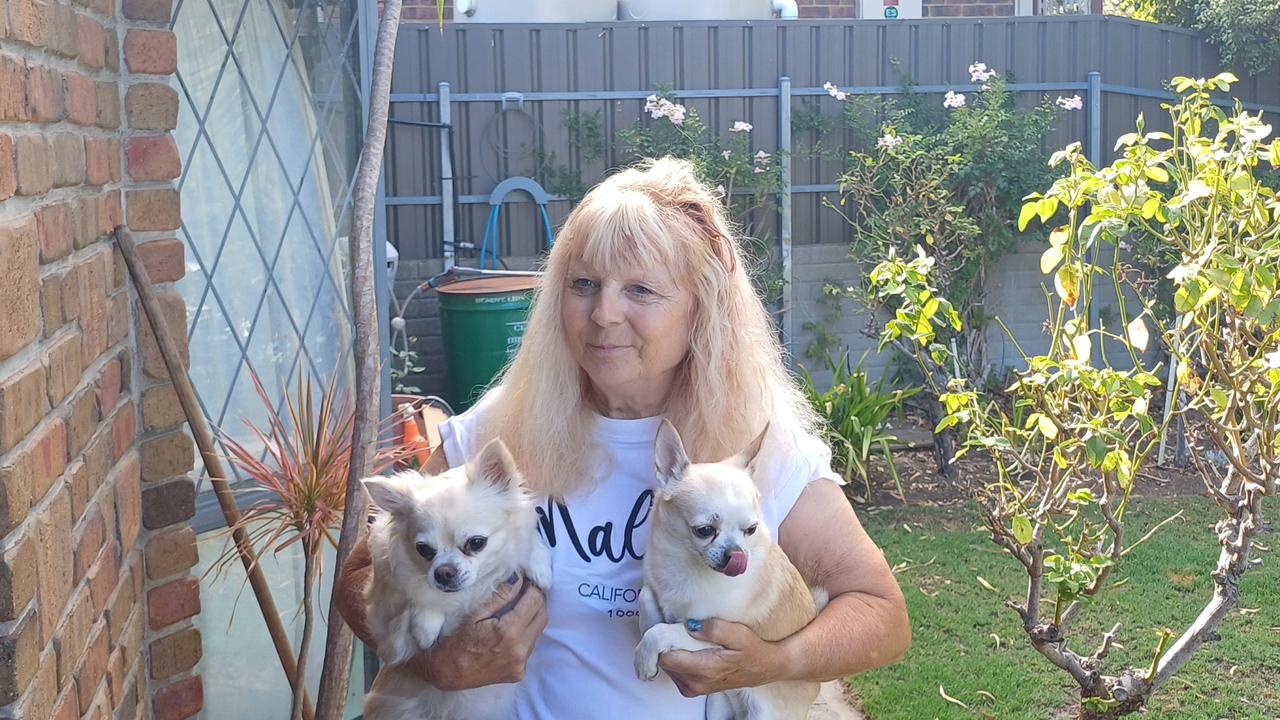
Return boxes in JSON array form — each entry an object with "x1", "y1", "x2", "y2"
[{"x1": 0, "y1": 0, "x2": 199, "y2": 715}]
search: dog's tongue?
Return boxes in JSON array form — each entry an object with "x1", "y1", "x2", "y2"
[{"x1": 721, "y1": 550, "x2": 748, "y2": 577}]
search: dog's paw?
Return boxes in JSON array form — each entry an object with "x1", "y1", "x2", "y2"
[
  {"x1": 527, "y1": 543, "x2": 553, "y2": 590},
  {"x1": 633, "y1": 642, "x2": 661, "y2": 682}
]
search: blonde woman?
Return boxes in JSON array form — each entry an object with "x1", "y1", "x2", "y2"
[{"x1": 336, "y1": 157, "x2": 910, "y2": 716}]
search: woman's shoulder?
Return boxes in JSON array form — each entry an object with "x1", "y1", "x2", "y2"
[
  {"x1": 756, "y1": 418, "x2": 840, "y2": 492},
  {"x1": 437, "y1": 386, "x2": 505, "y2": 466}
]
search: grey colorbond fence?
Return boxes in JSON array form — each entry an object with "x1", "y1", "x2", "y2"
[{"x1": 380, "y1": 15, "x2": 1280, "y2": 391}]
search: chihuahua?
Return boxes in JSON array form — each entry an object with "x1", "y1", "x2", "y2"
[
  {"x1": 634, "y1": 420, "x2": 826, "y2": 720},
  {"x1": 360, "y1": 438, "x2": 552, "y2": 720}
]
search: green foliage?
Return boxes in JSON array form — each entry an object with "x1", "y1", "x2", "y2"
[
  {"x1": 937, "y1": 72, "x2": 1279, "y2": 717},
  {"x1": 390, "y1": 345, "x2": 425, "y2": 394},
  {"x1": 849, "y1": 500, "x2": 1280, "y2": 720},
  {"x1": 1108, "y1": 0, "x2": 1280, "y2": 75},
  {"x1": 535, "y1": 90, "x2": 786, "y2": 304},
  {"x1": 796, "y1": 351, "x2": 918, "y2": 501}
]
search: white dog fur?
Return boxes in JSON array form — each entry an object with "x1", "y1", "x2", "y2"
[
  {"x1": 635, "y1": 420, "x2": 826, "y2": 719},
  {"x1": 360, "y1": 439, "x2": 552, "y2": 720}
]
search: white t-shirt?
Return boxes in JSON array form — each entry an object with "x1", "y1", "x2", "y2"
[{"x1": 437, "y1": 389, "x2": 838, "y2": 719}]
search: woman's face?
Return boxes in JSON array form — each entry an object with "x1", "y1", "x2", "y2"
[{"x1": 560, "y1": 257, "x2": 694, "y2": 413}]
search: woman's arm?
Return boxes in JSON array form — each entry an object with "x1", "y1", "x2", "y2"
[
  {"x1": 333, "y1": 443, "x2": 550, "y2": 690},
  {"x1": 658, "y1": 479, "x2": 910, "y2": 694}
]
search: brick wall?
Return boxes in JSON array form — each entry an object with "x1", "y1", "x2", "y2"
[{"x1": 0, "y1": 0, "x2": 199, "y2": 715}]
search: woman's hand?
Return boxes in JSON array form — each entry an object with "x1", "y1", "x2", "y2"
[
  {"x1": 406, "y1": 575, "x2": 548, "y2": 690},
  {"x1": 656, "y1": 619, "x2": 789, "y2": 697}
]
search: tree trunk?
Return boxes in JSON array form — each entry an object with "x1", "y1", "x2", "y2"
[
  {"x1": 313, "y1": 0, "x2": 404, "y2": 716},
  {"x1": 925, "y1": 397, "x2": 958, "y2": 480},
  {"x1": 293, "y1": 541, "x2": 318, "y2": 720}
]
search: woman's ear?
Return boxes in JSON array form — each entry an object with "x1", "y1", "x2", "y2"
[{"x1": 654, "y1": 419, "x2": 691, "y2": 497}]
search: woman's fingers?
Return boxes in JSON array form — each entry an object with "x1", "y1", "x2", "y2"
[{"x1": 472, "y1": 573, "x2": 526, "y2": 623}]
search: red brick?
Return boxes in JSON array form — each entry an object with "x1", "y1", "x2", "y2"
[
  {"x1": 123, "y1": 0, "x2": 172, "y2": 22},
  {"x1": 141, "y1": 479, "x2": 194, "y2": 530},
  {"x1": 111, "y1": 403, "x2": 137, "y2": 460},
  {"x1": 96, "y1": 80, "x2": 120, "y2": 129},
  {"x1": 104, "y1": 31, "x2": 119, "y2": 72},
  {"x1": 0, "y1": 608, "x2": 38, "y2": 704},
  {"x1": 147, "y1": 577, "x2": 199, "y2": 630},
  {"x1": 98, "y1": 357, "x2": 122, "y2": 413},
  {"x1": 114, "y1": 452, "x2": 142, "y2": 550},
  {"x1": 50, "y1": 132, "x2": 86, "y2": 188},
  {"x1": 99, "y1": 189, "x2": 123, "y2": 236},
  {"x1": 125, "y1": 82, "x2": 178, "y2": 130},
  {"x1": 152, "y1": 674, "x2": 202, "y2": 720},
  {"x1": 14, "y1": 133, "x2": 51, "y2": 195},
  {"x1": 46, "y1": 0, "x2": 77, "y2": 58},
  {"x1": 87, "y1": 541, "x2": 120, "y2": 614},
  {"x1": 36, "y1": 487, "x2": 73, "y2": 645},
  {"x1": 0, "y1": 216, "x2": 39, "y2": 359},
  {"x1": 148, "y1": 626, "x2": 201, "y2": 679},
  {"x1": 126, "y1": 135, "x2": 181, "y2": 181},
  {"x1": 8, "y1": 0, "x2": 49, "y2": 48},
  {"x1": 74, "y1": 619, "x2": 109, "y2": 712},
  {"x1": 73, "y1": 194, "x2": 100, "y2": 249},
  {"x1": 24, "y1": 63, "x2": 65, "y2": 122},
  {"x1": 124, "y1": 29, "x2": 176, "y2": 75},
  {"x1": 85, "y1": 136, "x2": 111, "y2": 185},
  {"x1": 140, "y1": 430, "x2": 193, "y2": 481},
  {"x1": 65, "y1": 385, "x2": 100, "y2": 459},
  {"x1": 0, "y1": 457, "x2": 30, "y2": 535},
  {"x1": 76, "y1": 14, "x2": 105, "y2": 68},
  {"x1": 105, "y1": 646, "x2": 127, "y2": 706},
  {"x1": 138, "y1": 238, "x2": 185, "y2": 283},
  {"x1": 50, "y1": 687, "x2": 77, "y2": 720},
  {"x1": 138, "y1": 289, "x2": 189, "y2": 377},
  {"x1": 27, "y1": 418, "x2": 68, "y2": 504},
  {"x1": 42, "y1": 333, "x2": 82, "y2": 407},
  {"x1": 64, "y1": 70, "x2": 96, "y2": 125},
  {"x1": 108, "y1": 138, "x2": 122, "y2": 183},
  {"x1": 17, "y1": 646, "x2": 58, "y2": 720},
  {"x1": 73, "y1": 507, "x2": 107, "y2": 580},
  {"x1": 0, "y1": 358, "x2": 46, "y2": 454},
  {"x1": 108, "y1": 291, "x2": 130, "y2": 347},
  {"x1": 144, "y1": 525, "x2": 197, "y2": 580},
  {"x1": 37, "y1": 203, "x2": 73, "y2": 263},
  {"x1": 141, "y1": 384, "x2": 185, "y2": 431},
  {"x1": 104, "y1": 574, "x2": 135, "y2": 649},
  {"x1": 0, "y1": 136, "x2": 14, "y2": 200},
  {"x1": 68, "y1": 434, "x2": 109, "y2": 520},
  {"x1": 127, "y1": 188, "x2": 181, "y2": 232},
  {"x1": 41, "y1": 271, "x2": 69, "y2": 337},
  {"x1": 0, "y1": 55, "x2": 27, "y2": 120},
  {"x1": 0, "y1": 531, "x2": 37, "y2": 622}
]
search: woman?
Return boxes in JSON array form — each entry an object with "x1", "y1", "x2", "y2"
[{"x1": 336, "y1": 157, "x2": 910, "y2": 717}]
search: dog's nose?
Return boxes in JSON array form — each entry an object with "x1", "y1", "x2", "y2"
[{"x1": 434, "y1": 564, "x2": 458, "y2": 585}]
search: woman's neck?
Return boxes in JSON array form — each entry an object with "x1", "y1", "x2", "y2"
[{"x1": 589, "y1": 384, "x2": 671, "y2": 419}]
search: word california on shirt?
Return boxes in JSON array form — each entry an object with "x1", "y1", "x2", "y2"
[{"x1": 438, "y1": 389, "x2": 837, "y2": 719}]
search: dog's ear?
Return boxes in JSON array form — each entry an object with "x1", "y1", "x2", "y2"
[
  {"x1": 727, "y1": 423, "x2": 769, "y2": 474},
  {"x1": 654, "y1": 419, "x2": 690, "y2": 496},
  {"x1": 363, "y1": 475, "x2": 414, "y2": 515},
  {"x1": 468, "y1": 438, "x2": 521, "y2": 492}
]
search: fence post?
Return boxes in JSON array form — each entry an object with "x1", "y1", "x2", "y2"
[
  {"x1": 440, "y1": 81, "x2": 456, "y2": 272},
  {"x1": 1085, "y1": 70, "x2": 1102, "y2": 364},
  {"x1": 778, "y1": 75, "x2": 794, "y2": 363}
]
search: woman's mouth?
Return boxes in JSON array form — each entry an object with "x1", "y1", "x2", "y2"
[{"x1": 588, "y1": 344, "x2": 630, "y2": 354}]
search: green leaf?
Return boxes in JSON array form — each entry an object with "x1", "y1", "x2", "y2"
[
  {"x1": 1040, "y1": 244, "x2": 1065, "y2": 274},
  {"x1": 1035, "y1": 413, "x2": 1059, "y2": 440},
  {"x1": 1085, "y1": 436, "x2": 1108, "y2": 466},
  {"x1": 1012, "y1": 515, "x2": 1033, "y2": 546},
  {"x1": 1038, "y1": 197, "x2": 1059, "y2": 223},
  {"x1": 1145, "y1": 165, "x2": 1169, "y2": 183},
  {"x1": 1018, "y1": 201, "x2": 1039, "y2": 231}
]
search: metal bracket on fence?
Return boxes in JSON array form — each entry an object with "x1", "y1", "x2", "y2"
[{"x1": 501, "y1": 91, "x2": 525, "y2": 112}]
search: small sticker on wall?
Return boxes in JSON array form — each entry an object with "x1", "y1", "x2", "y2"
[{"x1": 885, "y1": 6, "x2": 899, "y2": 17}]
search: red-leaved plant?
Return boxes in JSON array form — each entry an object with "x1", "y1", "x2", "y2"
[{"x1": 208, "y1": 371, "x2": 418, "y2": 720}]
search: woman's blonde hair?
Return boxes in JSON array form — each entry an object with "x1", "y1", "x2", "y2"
[{"x1": 480, "y1": 156, "x2": 817, "y2": 497}]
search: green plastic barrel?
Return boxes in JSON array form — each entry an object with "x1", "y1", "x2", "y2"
[{"x1": 437, "y1": 275, "x2": 537, "y2": 411}]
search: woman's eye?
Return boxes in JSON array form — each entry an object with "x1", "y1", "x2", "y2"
[
  {"x1": 570, "y1": 278, "x2": 597, "y2": 292},
  {"x1": 415, "y1": 542, "x2": 436, "y2": 561},
  {"x1": 464, "y1": 536, "x2": 488, "y2": 554},
  {"x1": 692, "y1": 525, "x2": 716, "y2": 539},
  {"x1": 630, "y1": 284, "x2": 654, "y2": 296},
  {"x1": 744, "y1": 524, "x2": 758, "y2": 536}
]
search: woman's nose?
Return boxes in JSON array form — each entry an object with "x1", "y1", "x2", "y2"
[{"x1": 590, "y1": 288, "x2": 624, "y2": 327}]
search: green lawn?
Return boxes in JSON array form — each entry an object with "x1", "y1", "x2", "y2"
[{"x1": 849, "y1": 498, "x2": 1280, "y2": 719}]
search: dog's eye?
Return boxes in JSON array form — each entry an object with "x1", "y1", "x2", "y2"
[
  {"x1": 692, "y1": 525, "x2": 716, "y2": 539},
  {"x1": 744, "y1": 524, "x2": 758, "y2": 536},
  {"x1": 415, "y1": 542, "x2": 436, "y2": 561},
  {"x1": 464, "y1": 536, "x2": 488, "y2": 554}
]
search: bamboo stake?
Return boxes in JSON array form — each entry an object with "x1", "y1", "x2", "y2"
[
  {"x1": 314, "y1": 0, "x2": 404, "y2": 713},
  {"x1": 114, "y1": 226, "x2": 315, "y2": 720}
]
